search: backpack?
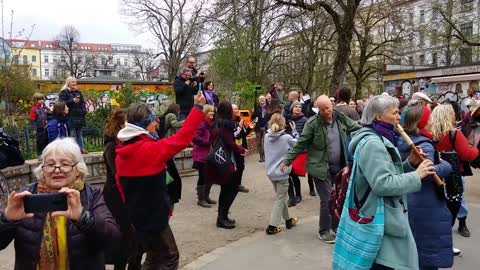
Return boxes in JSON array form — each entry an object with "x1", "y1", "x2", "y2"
[
  {"x1": 157, "y1": 114, "x2": 168, "y2": 139},
  {"x1": 329, "y1": 134, "x2": 380, "y2": 225},
  {"x1": 0, "y1": 132, "x2": 25, "y2": 169}
]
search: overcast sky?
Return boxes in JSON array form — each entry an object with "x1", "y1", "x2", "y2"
[{"x1": 2, "y1": 0, "x2": 156, "y2": 48}]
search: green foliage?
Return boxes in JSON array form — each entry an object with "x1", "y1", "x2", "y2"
[
  {"x1": 235, "y1": 81, "x2": 261, "y2": 110},
  {"x1": 85, "y1": 106, "x2": 113, "y2": 131},
  {"x1": 0, "y1": 67, "x2": 37, "y2": 109},
  {"x1": 113, "y1": 82, "x2": 140, "y2": 108}
]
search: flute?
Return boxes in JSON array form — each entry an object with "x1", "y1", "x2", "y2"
[{"x1": 396, "y1": 124, "x2": 443, "y2": 186}]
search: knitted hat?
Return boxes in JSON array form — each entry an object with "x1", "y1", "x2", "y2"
[
  {"x1": 290, "y1": 101, "x2": 303, "y2": 112},
  {"x1": 417, "y1": 106, "x2": 431, "y2": 130}
]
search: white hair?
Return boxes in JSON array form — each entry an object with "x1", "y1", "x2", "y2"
[
  {"x1": 33, "y1": 138, "x2": 89, "y2": 180},
  {"x1": 62, "y1": 76, "x2": 77, "y2": 90},
  {"x1": 360, "y1": 95, "x2": 399, "y2": 125}
]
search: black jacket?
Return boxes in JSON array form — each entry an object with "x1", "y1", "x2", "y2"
[
  {"x1": 58, "y1": 88, "x2": 86, "y2": 128},
  {"x1": 174, "y1": 76, "x2": 199, "y2": 115}
]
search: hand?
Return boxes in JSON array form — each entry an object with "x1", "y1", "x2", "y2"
[
  {"x1": 241, "y1": 149, "x2": 249, "y2": 156},
  {"x1": 249, "y1": 122, "x2": 256, "y2": 129},
  {"x1": 52, "y1": 188, "x2": 83, "y2": 221},
  {"x1": 193, "y1": 81, "x2": 198, "y2": 87},
  {"x1": 4, "y1": 191, "x2": 34, "y2": 221},
  {"x1": 194, "y1": 91, "x2": 206, "y2": 106},
  {"x1": 239, "y1": 119, "x2": 244, "y2": 128},
  {"x1": 289, "y1": 121, "x2": 296, "y2": 131},
  {"x1": 185, "y1": 80, "x2": 191, "y2": 86},
  {"x1": 408, "y1": 146, "x2": 427, "y2": 167},
  {"x1": 280, "y1": 163, "x2": 287, "y2": 173},
  {"x1": 416, "y1": 159, "x2": 435, "y2": 179}
]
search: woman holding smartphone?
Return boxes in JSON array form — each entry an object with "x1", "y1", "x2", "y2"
[{"x1": 0, "y1": 138, "x2": 119, "y2": 270}]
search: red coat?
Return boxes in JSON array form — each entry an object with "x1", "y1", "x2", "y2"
[{"x1": 436, "y1": 129, "x2": 479, "y2": 162}]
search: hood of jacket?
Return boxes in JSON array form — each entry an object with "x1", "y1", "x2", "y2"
[
  {"x1": 117, "y1": 123, "x2": 149, "y2": 142},
  {"x1": 267, "y1": 129, "x2": 287, "y2": 143}
]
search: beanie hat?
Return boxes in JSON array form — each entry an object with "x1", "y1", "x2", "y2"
[
  {"x1": 290, "y1": 101, "x2": 303, "y2": 112},
  {"x1": 417, "y1": 105, "x2": 431, "y2": 130}
]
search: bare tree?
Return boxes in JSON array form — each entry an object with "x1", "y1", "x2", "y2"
[
  {"x1": 54, "y1": 25, "x2": 96, "y2": 78},
  {"x1": 275, "y1": 0, "x2": 362, "y2": 96},
  {"x1": 348, "y1": 0, "x2": 408, "y2": 98},
  {"x1": 120, "y1": 0, "x2": 205, "y2": 81},
  {"x1": 132, "y1": 49, "x2": 158, "y2": 80}
]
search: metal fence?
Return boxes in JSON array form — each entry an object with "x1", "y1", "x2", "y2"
[{"x1": 3, "y1": 126, "x2": 104, "y2": 159}]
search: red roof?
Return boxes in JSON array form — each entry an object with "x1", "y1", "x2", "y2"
[{"x1": 4, "y1": 39, "x2": 112, "y2": 52}]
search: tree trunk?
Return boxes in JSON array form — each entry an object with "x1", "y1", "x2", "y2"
[{"x1": 329, "y1": 30, "x2": 353, "y2": 97}]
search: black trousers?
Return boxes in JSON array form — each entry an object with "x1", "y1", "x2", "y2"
[
  {"x1": 194, "y1": 162, "x2": 206, "y2": 186},
  {"x1": 288, "y1": 172, "x2": 301, "y2": 197},
  {"x1": 136, "y1": 225, "x2": 179, "y2": 270},
  {"x1": 236, "y1": 155, "x2": 245, "y2": 186},
  {"x1": 218, "y1": 172, "x2": 240, "y2": 218}
]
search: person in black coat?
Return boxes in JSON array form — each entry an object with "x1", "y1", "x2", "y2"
[
  {"x1": 58, "y1": 76, "x2": 88, "y2": 154},
  {"x1": 174, "y1": 67, "x2": 199, "y2": 120}
]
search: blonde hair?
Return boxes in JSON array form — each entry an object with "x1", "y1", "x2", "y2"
[
  {"x1": 32, "y1": 92, "x2": 45, "y2": 101},
  {"x1": 33, "y1": 137, "x2": 89, "y2": 181},
  {"x1": 269, "y1": 113, "x2": 285, "y2": 133},
  {"x1": 62, "y1": 76, "x2": 77, "y2": 90},
  {"x1": 203, "y1": 104, "x2": 215, "y2": 115},
  {"x1": 429, "y1": 104, "x2": 456, "y2": 140}
]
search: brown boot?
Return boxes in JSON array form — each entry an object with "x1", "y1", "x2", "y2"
[
  {"x1": 204, "y1": 184, "x2": 217, "y2": 204},
  {"x1": 196, "y1": 185, "x2": 211, "y2": 208}
]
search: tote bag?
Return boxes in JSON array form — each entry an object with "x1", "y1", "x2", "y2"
[
  {"x1": 205, "y1": 127, "x2": 234, "y2": 177},
  {"x1": 333, "y1": 136, "x2": 384, "y2": 270}
]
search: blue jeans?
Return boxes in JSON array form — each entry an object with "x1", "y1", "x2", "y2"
[
  {"x1": 458, "y1": 176, "x2": 469, "y2": 219},
  {"x1": 71, "y1": 127, "x2": 85, "y2": 150}
]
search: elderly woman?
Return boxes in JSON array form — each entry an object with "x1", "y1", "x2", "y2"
[
  {"x1": 0, "y1": 138, "x2": 119, "y2": 270},
  {"x1": 348, "y1": 95, "x2": 435, "y2": 270}
]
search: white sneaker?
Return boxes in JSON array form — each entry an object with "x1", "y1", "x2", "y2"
[{"x1": 453, "y1": 247, "x2": 461, "y2": 256}]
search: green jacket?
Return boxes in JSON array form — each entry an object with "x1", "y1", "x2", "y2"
[
  {"x1": 283, "y1": 111, "x2": 361, "y2": 179},
  {"x1": 165, "y1": 113, "x2": 184, "y2": 138},
  {"x1": 349, "y1": 127, "x2": 421, "y2": 270}
]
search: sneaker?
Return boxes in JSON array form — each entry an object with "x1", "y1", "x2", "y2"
[
  {"x1": 458, "y1": 225, "x2": 471, "y2": 237},
  {"x1": 453, "y1": 247, "x2": 461, "y2": 256},
  {"x1": 286, "y1": 217, "x2": 298, "y2": 229},
  {"x1": 266, "y1": 225, "x2": 282, "y2": 235},
  {"x1": 317, "y1": 233, "x2": 336, "y2": 244},
  {"x1": 238, "y1": 185, "x2": 250, "y2": 193}
]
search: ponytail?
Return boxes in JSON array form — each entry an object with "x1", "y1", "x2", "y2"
[{"x1": 271, "y1": 123, "x2": 280, "y2": 133}]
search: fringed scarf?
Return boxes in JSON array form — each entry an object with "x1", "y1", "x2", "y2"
[{"x1": 36, "y1": 177, "x2": 85, "y2": 270}]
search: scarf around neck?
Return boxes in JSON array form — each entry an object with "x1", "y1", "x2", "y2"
[
  {"x1": 37, "y1": 177, "x2": 85, "y2": 270},
  {"x1": 368, "y1": 120, "x2": 398, "y2": 146}
]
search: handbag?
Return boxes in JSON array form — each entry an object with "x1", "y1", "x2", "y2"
[
  {"x1": 291, "y1": 152, "x2": 307, "y2": 176},
  {"x1": 333, "y1": 136, "x2": 384, "y2": 270},
  {"x1": 205, "y1": 126, "x2": 234, "y2": 177}
]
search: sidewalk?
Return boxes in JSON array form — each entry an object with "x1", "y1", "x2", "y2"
[{"x1": 183, "y1": 216, "x2": 333, "y2": 270}]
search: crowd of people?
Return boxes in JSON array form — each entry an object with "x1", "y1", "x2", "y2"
[{"x1": 1, "y1": 55, "x2": 479, "y2": 270}]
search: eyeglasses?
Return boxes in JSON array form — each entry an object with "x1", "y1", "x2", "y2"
[{"x1": 42, "y1": 162, "x2": 78, "y2": 173}]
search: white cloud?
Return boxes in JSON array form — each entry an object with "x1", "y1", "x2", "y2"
[{"x1": 1, "y1": 0, "x2": 155, "y2": 48}]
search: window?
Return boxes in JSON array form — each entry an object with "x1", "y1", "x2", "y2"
[
  {"x1": 60, "y1": 55, "x2": 66, "y2": 62},
  {"x1": 461, "y1": 22, "x2": 473, "y2": 36},
  {"x1": 460, "y1": 47, "x2": 473, "y2": 64},
  {"x1": 124, "y1": 58, "x2": 128, "y2": 66},
  {"x1": 461, "y1": 0, "x2": 474, "y2": 12},
  {"x1": 32, "y1": 68, "x2": 37, "y2": 77},
  {"x1": 419, "y1": 30, "x2": 425, "y2": 47},
  {"x1": 53, "y1": 69, "x2": 57, "y2": 76},
  {"x1": 420, "y1": 10, "x2": 425, "y2": 23},
  {"x1": 116, "y1": 58, "x2": 120, "y2": 65},
  {"x1": 45, "y1": 68, "x2": 49, "y2": 77},
  {"x1": 408, "y1": 56, "x2": 414, "y2": 65},
  {"x1": 432, "y1": 53, "x2": 437, "y2": 65},
  {"x1": 419, "y1": 55, "x2": 425, "y2": 65},
  {"x1": 23, "y1": 55, "x2": 28, "y2": 65},
  {"x1": 44, "y1": 55, "x2": 49, "y2": 63},
  {"x1": 53, "y1": 56, "x2": 57, "y2": 63},
  {"x1": 32, "y1": 55, "x2": 36, "y2": 62},
  {"x1": 13, "y1": 55, "x2": 18, "y2": 64}
]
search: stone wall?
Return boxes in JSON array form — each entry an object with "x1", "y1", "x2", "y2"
[{"x1": 0, "y1": 136, "x2": 259, "y2": 196}]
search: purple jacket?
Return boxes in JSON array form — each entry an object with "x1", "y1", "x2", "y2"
[
  {"x1": 0, "y1": 183, "x2": 120, "y2": 270},
  {"x1": 192, "y1": 119, "x2": 213, "y2": 163}
]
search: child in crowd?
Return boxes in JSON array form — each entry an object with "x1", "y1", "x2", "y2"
[
  {"x1": 263, "y1": 113, "x2": 299, "y2": 234},
  {"x1": 29, "y1": 93, "x2": 50, "y2": 156},
  {"x1": 46, "y1": 101, "x2": 71, "y2": 143}
]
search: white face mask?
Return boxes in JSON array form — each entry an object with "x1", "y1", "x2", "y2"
[{"x1": 312, "y1": 107, "x2": 319, "y2": 114}]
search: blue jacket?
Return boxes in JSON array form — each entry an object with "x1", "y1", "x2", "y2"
[
  {"x1": 397, "y1": 134, "x2": 454, "y2": 268},
  {"x1": 47, "y1": 116, "x2": 71, "y2": 143}
]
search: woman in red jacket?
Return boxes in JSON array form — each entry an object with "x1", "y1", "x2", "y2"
[{"x1": 205, "y1": 101, "x2": 247, "y2": 229}]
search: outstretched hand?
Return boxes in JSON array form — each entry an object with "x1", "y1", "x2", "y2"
[{"x1": 194, "y1": 91, "x2": 206, "y2": 106}]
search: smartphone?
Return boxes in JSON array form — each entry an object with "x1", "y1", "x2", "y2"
[{"x1": 24, "y1": 193, "x2": 68, "y2": 213}]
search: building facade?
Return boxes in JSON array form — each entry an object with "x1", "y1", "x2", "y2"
[{"x1": 7, "y1": 39, "x2": 42, "y2": 79}]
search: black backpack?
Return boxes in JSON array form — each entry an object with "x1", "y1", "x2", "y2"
[
  {"x1": 157, "y1": 114, "x2": 168, "y2": 139},
  {"x1": 0, "y1": 132, "x2": 25, "y2": 169}
]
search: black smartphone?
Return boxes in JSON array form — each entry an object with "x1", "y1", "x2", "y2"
[{"x1": 24, "y1": 193, "x2": 68, "y2": 213}]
